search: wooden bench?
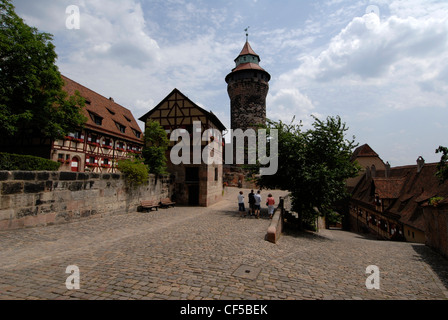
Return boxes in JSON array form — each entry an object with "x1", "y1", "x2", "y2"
[
  {"x1": 160, "y1": 197, "x2": 175, "y2": 208},
  {"x1": 139, "y1": 200, "x2": 160, "y2": 212}
]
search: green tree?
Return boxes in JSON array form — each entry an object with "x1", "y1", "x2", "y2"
[
  {"x1": 142, "y1": 120, "x2": 169, "y2": 174},
  {"x1": 0, "y1": 0, "x2": 86, "y2": 142},
  {"x1": 117, "y1": 157, "x2": 149, "y2": 189},
  {"x1": 436, "y1": 146, "x2": 448, "y2": 183},
  {"x1": 254, "y1": 115, "x2": 359, "y2": 229}
]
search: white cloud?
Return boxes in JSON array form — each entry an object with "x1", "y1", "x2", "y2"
[
  {"x1": 274, "y1": 3, "x2": 448, "y2": 115},
  {"x1": 295, "y1": 12, "x2": 448, "y2": 82},
  {"x1": 11, "y1": 0, "x2": 448, "y2": 166},
  {"x1": 267, "y1": 88, "x2": 317, "y2": 127}
]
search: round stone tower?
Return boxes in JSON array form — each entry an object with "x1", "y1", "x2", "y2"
[{"x1": 225, "y1": 40, "x2": 271, "y2": 131}]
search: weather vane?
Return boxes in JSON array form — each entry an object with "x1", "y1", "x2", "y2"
[{"x1": 245, "y1": 26, "x2": 250, "y2": 41}]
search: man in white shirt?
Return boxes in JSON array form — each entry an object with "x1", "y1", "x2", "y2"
[
  {"x1": 254, "y1": 190, "x2": 262, "y2": 219},
  {"x1": 238, "y1": 191, "x2": 245, "y2": 217}
]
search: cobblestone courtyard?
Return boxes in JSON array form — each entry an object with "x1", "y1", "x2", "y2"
[{"x1": 1, "y1": 187, "x2": 448, "y2": 301}]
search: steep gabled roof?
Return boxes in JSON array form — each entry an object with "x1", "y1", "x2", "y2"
[
  {"x1": 138, "y1": 88, "x2": 226, "y2": 132},
  {"x1": 351, "y1": 144, "x2": 379, "y2": 160},
  {"x1": 61, "y1": 75, "x2": 143, "y2": 145},
  {"x1": 373, "y1": 177, "x2": 406, "y2": 199},
  {"x1": 352, "y1": 162, "x2": 448, "y2": 232}
]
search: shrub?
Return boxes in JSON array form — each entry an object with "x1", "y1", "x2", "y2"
[
  {"x1": 0, "y1": 152, "x2": 60, "y2": 171},
  {"x1": 429, "y1": 196, "x2": 444, "y2": 207},
  {"x1": 117, "y1": 158, "x2": 149, "y2": 188}
]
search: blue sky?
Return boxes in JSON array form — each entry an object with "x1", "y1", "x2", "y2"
[{"x1": 12, "y1": 0, "x2": 448, "y2": 166}]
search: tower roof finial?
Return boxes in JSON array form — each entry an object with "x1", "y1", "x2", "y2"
[{"x1": 244, "y1": 26, "x2": 250, "y2": 42}]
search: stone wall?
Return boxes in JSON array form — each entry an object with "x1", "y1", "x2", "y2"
[
  {"x1": 424, "y1": 206, "x2": 448, "y2": 259},
  {"x1": 0, "y1": 171, "x2": 172, "y2": 231},
  {"x1": 227, "y1": 77, "x2": 269, "y2": 131},
  {"x1": 223, "y1": 165, "x2": 257, "y2": 189}
]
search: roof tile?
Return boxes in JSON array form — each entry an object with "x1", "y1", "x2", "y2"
[{"x1": 61, "y1": 75, "x2": 143, "y2": 145}]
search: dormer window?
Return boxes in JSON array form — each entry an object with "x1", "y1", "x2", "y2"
[
  {"x1": 115, "y1": 121, "x2": 126, "y2": 133},
  {"x1": 88, "y1": 111, "x2": 103, "y2": 126},
  {"x1": 106, "y1": 107, "x2": 115, "y2": 115},
  {"x1": 132, "y1": 129, "x2": 141, "y2": 139},
  {"x1": 94, "y1": 116, "x2": 102, "y2": 126},
  {"x1": 84, "y1": 98, "x2": 91, "y2": 105},
  {"x1": 124, "y1": 115, "x2": 132, "y2": 122}
]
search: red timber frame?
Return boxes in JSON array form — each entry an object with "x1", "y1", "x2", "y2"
[{"x1": 52, "y1": 128, "x2": 143, "y2": 173}]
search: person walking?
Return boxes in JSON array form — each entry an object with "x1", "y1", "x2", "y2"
[
  {"x1": 254, "y1": 190, "x2": 262, "y2": 219},
  {"x1": 238, "y1": 191, "x2": 246, "y2": 217},
  {"x1": 266, "y1": 193, "x2": 275, "y2": 219},
  {"x1": 248, "y1": 190, "x2": 255, "y2": 216}
]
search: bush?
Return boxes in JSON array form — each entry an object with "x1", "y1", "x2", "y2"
[
  {"x1": 117, "y1": 158, "x2": 149, "y2": 188},
  {"x1": 0, "y1": 152, "x2": 60, "y2": 171}
]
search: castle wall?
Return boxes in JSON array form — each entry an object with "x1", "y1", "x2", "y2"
[{"x1": 0, "y1": 171, "x2": 172, "y2": 231}]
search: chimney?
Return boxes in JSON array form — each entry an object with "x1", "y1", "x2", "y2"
[
  {"x1": 385, "y1": 162, "x2": 391, "y2": 178},
  {"x1": 417, "y1": 156, "x2": 425, "y2": 173}
]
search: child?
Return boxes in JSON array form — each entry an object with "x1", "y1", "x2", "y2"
[
  {"x1": 266, "y1": 193, "x2": 275, "y2": 219},
  {"x1": 238, "y1": 191, "x2": 245, "y2": 217}
]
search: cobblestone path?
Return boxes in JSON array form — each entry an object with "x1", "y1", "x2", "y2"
[{"x1": 1, "y1": 187, "x2": 448, "y2": 301}]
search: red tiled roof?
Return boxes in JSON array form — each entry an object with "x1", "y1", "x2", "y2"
[
  {"x1": 351, "y1": 144, "x2": 379, "y2": 159},
  {"x1": 351, "y1": 162, "x2": 448, "y2": 231},
  {"x1": 238, "y1": 41, "x2": 260, "y2": 58},
  {"x1": 232, "y1": 62, "x2": 267, "y2": 72},
  {"x1": 373, "y1": 177, "x2": 406, "y2": 199},
  {"x1": 61, "y1": 75, "x2": 143, "y2": 145}
]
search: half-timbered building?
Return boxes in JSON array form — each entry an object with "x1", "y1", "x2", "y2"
[
  {"x1": 51, "y1": 76, "x2": 144, "y2": 173},
  {"x1": 349, "y1": 153, "x2": 448, "y2": 244},
  {"x1": 139, "y1": 88, "x2": 226, "y2": 207}
]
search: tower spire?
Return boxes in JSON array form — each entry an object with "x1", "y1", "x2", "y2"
[
  {"x1": 225, "y1": 36, "x2": 270, "y2": 132},
  {"x1": 244, "y1": 26, "x2": 250, "y2": 42}
]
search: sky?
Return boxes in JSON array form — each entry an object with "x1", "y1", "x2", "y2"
[{"x1": 11, "y1": 0, "x2": 448, "y2": 167}]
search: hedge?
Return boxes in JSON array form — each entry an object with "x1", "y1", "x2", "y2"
[{"x1": 0, "y1": 152, "x2": 61, "y2": 171}]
